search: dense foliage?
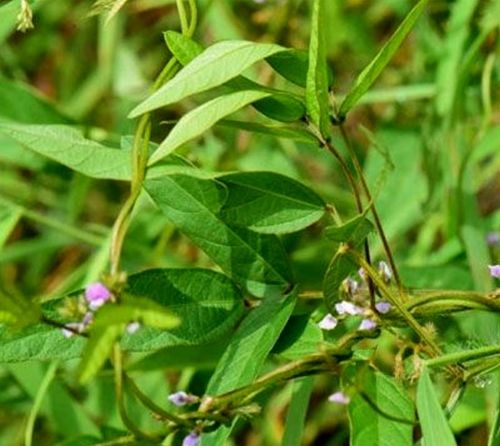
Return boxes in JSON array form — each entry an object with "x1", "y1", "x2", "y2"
[{"x1": 0, "y1": 0, "x2": 499, "y2": 445}]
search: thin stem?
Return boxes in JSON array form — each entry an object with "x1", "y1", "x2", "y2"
[
  {"x1": 426, "y1": 344, "x2": 500, "y2": 369},
  {"x1": 187, "y1": 0, "x2": 198, "y2": 37},
  {"x1": 124, "y1": 374, "x2": 189, "y2": 427},
  {"x1": 176, "y1": 0, "x2": 189, "y2": 34},
  {"x1": 41, "y1": 316, "x2": 89, "y2": 338},
  {"x1": 338, "y1": 124, "x2": 403, "y2": 293},
  {"x1": 113, "y1": 345, "x2": 159, "y2": 442}
]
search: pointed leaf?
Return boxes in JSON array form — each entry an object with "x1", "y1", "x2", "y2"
[
  {"x1": 149, "y1": 90, "x2": 270, "y2": 165},
  {"x1": 324, "y1": 213, "x2": 374, "y2": 245},
  {"x1": 218, "y1": 171, "x2": 326, "y2": 234},
  {"x1": 200, "y1": 291, "x2": 296, "y2": 446},
  {"x1": 339, "y1": 0, "x2": 428, "y2": 117},
  {"x1": 349, "y1": 370, "x2": 414, "y2": 446},
  {"x1": 130, "y1": 40, "x2": 286, "y2": 117},
  {"x1": 267, "y1": 50, "x2": 310, "y2": 88},
  {"x1": 416, "y1": 368, "x2": 458, "y2": 446},
  {"x1": 145, "y1": 175, "x2": 292, "y2": 297},
  {"x1": 306, "y1": 0, "x2": 330, "y2": 136}
]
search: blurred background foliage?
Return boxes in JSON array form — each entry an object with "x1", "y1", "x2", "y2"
[{"x1": 0, "y1": 0, "x2": 499, "y2": 445}]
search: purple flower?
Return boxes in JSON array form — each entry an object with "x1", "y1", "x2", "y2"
[
  {"x1": 85, "y1": 282, "x2": 111, "y2": 310},
  {"x1": 335, "y1": 300, "x2": 364, "y2": 316},
  {"x1": 318, "y1": 314, "x2": 338, "y2": 331},
  {"x1": 489, "y1": 265, "x2": 500, "y2": 279},
  {"x1": 168, "y1": 391, "x2": 198, "y2": 407},
  {"x1": 358, "y1": 267, "x2": 367, "y2": 281},
  {"x1": 328, "y1": 391, "x2": 350, "y2": 405},
  {"x1": 375, "y1": 301, "x2": 392, "y2": 314},
  {"x1": 342, "y1": 277, "x2": 359, "y2": 296},
  {"x1": 358, "y1": 319, "x2": 377, "y2": 331},
  {"x1": 486, "y1": 232, "x2": 500, "y2": 246},
  {"x1": 378, "y1": 261, "x2": 392, "y2": 282},
  {"x1": 126, "y1": 322, "x2": 141, "y2": 334},
  {"x1": 182, "y1": 432, "x2": 200, "y2": 446}
]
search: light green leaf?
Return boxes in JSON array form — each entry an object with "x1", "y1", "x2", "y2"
[
  {"x1": 130, "y1": 40, "x2": 286, "y2": 117},
  {"x1": 281, "y1": 377, "x2": 315, "y2": 446},
  {"x1": 306, "y1": 0, "x2": 330, "y2": 136},
  {"x1": 165, "y1": 31, "x2": 306, "y2": 123},
  {"x1": 218, "y1": 171, "x2": 326, "y2": 234},
  {"x1": 149, "y1": 90, "x2": 270, "y2": 165},
  {"x1": 92, "y1": 296, "x2": 180, "y2": 330},
  {"x1": 461, "y1": 225, "x2": 493, "y2": 292},
  {"x1": 0, "y1": 123, "x2": 132, "y2": 180},
  {"x1": 339, "y1": 0, "x2": 428, "y2": 117},
  {"x1": 218, "y1": 119, "x2": 317, "y2": 145},
  {"x1": 323, "y1": 245, "x2": 358, "y2": 311},
  {"x1": 200, "y1": 291, "x2": 296, "y2": 446},
  {"x1": 349, "y1": 370, "x2": 414, "y2": 446},
  {"x1": 78, "y1": 325, "x2": 122, "y2": 384},
  {"x1": 272, "y1": 316, "x2": 323, "y2": 361},
  {"x1": 324, "y1": 213, "x2": 374, "y2": 246},
  {"x1": 416, "y1": 367, "x2": 458, "y2": 446},
  {"x1": 145, "y1": 175, "x2": 293, "y2": 297}
]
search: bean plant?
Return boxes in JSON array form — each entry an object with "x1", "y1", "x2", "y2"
[{"x1": 0, "y1": 0, "x2": 499, "y2": 445}]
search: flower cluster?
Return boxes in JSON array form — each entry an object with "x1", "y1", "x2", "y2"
[{"x1": 318, "y1": 261, "x2": 392, "y2": 333}]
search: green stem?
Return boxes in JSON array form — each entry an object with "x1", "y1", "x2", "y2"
[
  {"x1": 176, "y1": 0, "x2": 189, "y2": 34},
  {"x1": 25, "y1": 361, "x2": 59, "y2": 446},
  {"x1": 426, "y1": 345, "x2": 500, "y2": 369},
  {"x1": 187, "y1": 0, "x2": 198, "y2": 37},
  {"x1": 338, "y1": 124, "x2": 403, "y2": 294}
]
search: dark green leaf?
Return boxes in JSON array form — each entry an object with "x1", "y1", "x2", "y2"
[
  {"x1": 218, "y1": 171, "x2": 326, "y2": 234},
  {"x1": 416, "y1": 368, "x2": 457, "y2": 446},
  {"x1": 266, "y1": 50, "x2": 310, "y2": 88},
  {"x1": 272, "y1": 315, "x2": 323, "y2": 360},
  {"x1": 323, "y1": 245, "x2": 358, "y2": 311},
  {"x1": 145, "y1": 175, "x2": 293, "y2": 297},
  {"x1": 200, "y1": 291, "x2": 296, "y2": 446},
  {"x1": 324, "y1": 213, "x2": 374, "y2": 246},
  {"x1": 306, "y1": 0, "x2": 330, "y2": 136},
  {"x1": 349, "y1": 370, "x2": 414, "y2": 446}
]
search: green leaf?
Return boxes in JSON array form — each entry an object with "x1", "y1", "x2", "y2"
[
  {"x1": 78, "y1": 325, "x2": 122, "y2": 383},
  {"x1": 339, "y1": 0, "x2": 428, "y2": 117},
  {"x1": 145, "y1": 175, "x2": 293, "y2": 297},
  {"x1": 0, "y1": 77, "x2": 72, "y2": 124},
  {"x1": 0, "y1": 123, "x2": 132, "y2": 180},
  {"x1": 0, "y1": 205, "x2": 21, "y2": 249},
  {"x1": 218, "y1": 119, "x2": 317, "y2": 145},
  {"x1": 324, "y1": 213, "x2": 374, "y2": 245},
  {"x1": 306, "y1": 0, "x2": 330, "y2": 136},
  {"x1": 461, "y1": 225, "x2": 493, "y2": 292},
  {"x1": 272, "y1": 316, "x2": 323, "y2": 361},
  {"x1": 349, "y1": 370, "x2": 414, "y2": 446},
  {"x1": 165, "y1": 31, "x2": 305, "y2": 123},
  {"x1": 322, "y1": 245, "x2": 358, "y2": 311},
  {"x1": 281, "y1": 377, "x2": 315, "y2": 446},
  {"x1": 0, "y1": 268, "x2": 244, "y2": 362},
  {"x1": 92, "y1": 296, "x2": 180, "y2": 330},
  {"x1": 267, "y1": 50, "x2": 310, "y2": 88},
  {"x1": 129, "y1": 40, "x2": 286, "y2": 117},
  {"x1": 200, "y1": 291, "x2": 296, "y2": 446},
  {"x1": 416, "y1": 368, "x2": 458, "y2": 446},
  {"x1": 149, "y1": 90, "x2": 270, "y2": 165},
  {"x1": 218, "y1": 171, "x2": 326, "y2": 234}
]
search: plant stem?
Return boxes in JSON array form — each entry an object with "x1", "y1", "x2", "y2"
[
  {"x1": 338, "y1": 124, "x2": 403, "y2": 294},
  {"x1": 426, "y1": 344, "x2": 500, "y2": 369}
]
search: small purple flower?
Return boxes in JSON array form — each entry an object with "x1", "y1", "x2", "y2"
[
  {"x1": 182, "y1": 432, "x2": 200, "y2": 446},
  {"x1": 342, "y1": 277, "x2": 359, "y2": 296},
  {"x1": 358, "y1": 267, "x2": 367, "y2": 282},
  {"x1": 126, "y1": 322, "x2": 141, "y2": 334},
  {"x1": 61, "y1": 322, "x2": 82, "y2": 338},
  {"x1": 85, "y1": 282, "x2": 111, "y2": 310},
  {"x1": 378, "y1": 261, "x2": 392, "y2": 283},
  {"x1": 328, "y1": 391, "x2": 350, "y2": 405},
  {"x1": 335, "y1": 300, "x2": 364, "y2": 316},
  {"x1": 358, "y1": 319, "x2": 377, "y2": 331},
  {"x1": 486, "y1": 232, "x2": 500, "y2": 246},
  {"x1": 318, "y1": 314, "x2": 338, "y2": 331},
  {"x1": 375, "y1": 301, "x2": 392, "y2": 314},
  {"x1": 168, "y1": 391, "x2": 198, "y2": 407},
  {"x1": 489, "y1": 265, "x2": 500, "y2": 279}
]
